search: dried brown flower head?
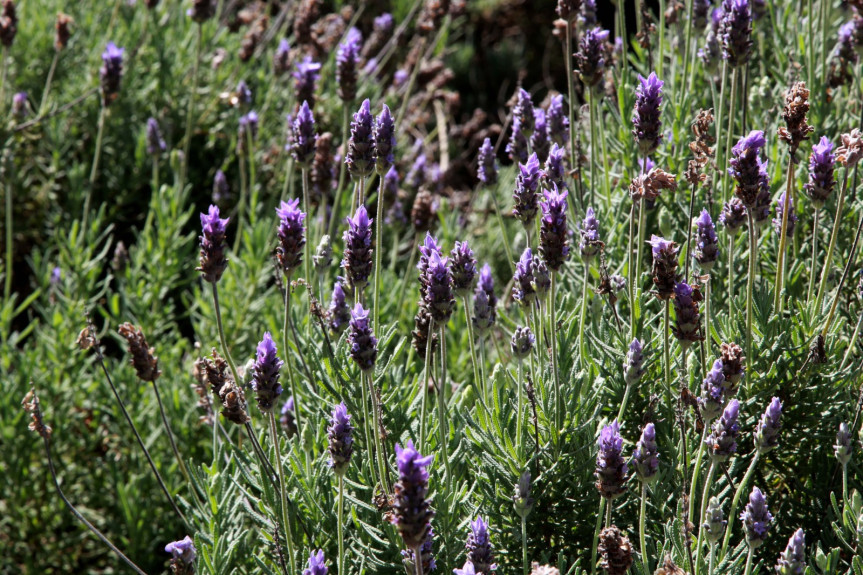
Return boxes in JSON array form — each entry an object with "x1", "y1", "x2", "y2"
[
  {"x1": 719, "y1": 342, "x2": 745, "y2": 390},
  {"x1": 219, "y1": 380, "x2": 251, "y2": 425},
  {"x1": 411, "y1": 189, "x2": 439, "y2": 234},
  {"x1": 192, "y1": 356, "x2": 215, "y2": 426},
  {"x1": 837, "y1": 129, "x2": 863, "y2": 168},
  {"x1": 23, "y1": 388, "x2": 52, "y2": 439},
  {"x1": 310, "y1": 132, "x2": 334, "y2": 208},
  {"x1": 293, "y1": 0, "x2": 320, "y2": 47},
  {"x1": 654, "y1": 555, "x2": 687, "y2": 575},
  {"x1": 0, "y1": 1, "x2": 16, "y2": 48},
  {"x1": 689, "y1": 108, "x2": 715, "y2": 160},
  {"x1": 55, "y1": 13, "x2": 72, "y2": 51},
  {"x1": 777, "y1": 82, "x2": 814, "y2": 155},
  {"x1": 630, "y1": 168, "x2": 678, "y2": 202},
  {"x1": 599, "y1": 526, "x2": 634, "y2": 575},
  {"x1": 77, "y1": 326, "x2": 95, "y2": 350},
  {"x1": 239, "y1": 14, "x2": 268, "y2": 62},
  {"x1": 417, "y1": 0, "x2": 451, "y2": 35},
  {"x1": 118, "y1": 323, "x2": 161, "y2": 383},
  {"x1": 201, "y1": 349, "x2": 230, "y2": 397}
]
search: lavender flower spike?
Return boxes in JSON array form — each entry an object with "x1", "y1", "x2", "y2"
[
  {"x1": 632, "y1": 423, "x2": 659, "y2": 483},
  {"x1": 466, "y1": 516, "x2": 497, "y2": 573},
  {"x1": 773, "y1": 191, "x2": 797, "y2": 235},
  {"x1": 776, "y1": 529, "x2": 806, "y2": 575},
  {"x1": 291, "y1": 101, "x2": 317, "y2": 167},
  {"x1": 805, "y1": 136, "x2": 836, "y2": 209},
  {"x1": 473, "y1": 263, "x2": 497, "y2": 335},
  {"x1": 511, "y1": 326, "x2": 535, "y2": 361},
  {"x1": 477, "y1": 137, "x2": 498, "y2": 187},
  {"x1": 146, "y1": 117, "x2": 166, "y2": 157},
  {"x1": 540, "y1": 185, "x2": 570, "y2": 270},
  {"x1": 579, "y1": 206, "x2": 601, "y2": 261},
  {"x1": 720, "y1": 0, "x2": 753, "y2": 68},
  {"x1": 546, "y1": 94, "x2": 570, "y2": 147},
  {"x1": 719, "y1": 197, "x2": 748, "y2": 236},
  {"x1": 304, "y1": 550, "x2": 328, "y2": 575},
  {"x1": 328, "y1": 280, "x2": 351, "y2": 334},
  {"x1": 374, "y1": 104, "x2": 396, "y2": 175},
  {"x1": 512, "y1": 471, "x2": 535, "y2": 518},
  {"x1": 450, "y1": 241, "x2": 478, "y2": 297},
  {"x1": 512, "y1": 153, "x2": 542, "y2": 227},
  {"x1": 576, "y1": 27, "x2": 611, "y2": 88},
  {"x1": 341, "y1": 206, "x2": 374, "y2": 291},
  {"x1": 531, "y1": 257, "x2": 551, "y2": 300},
  {"x1": 327, "y1": 402, "x2": 354, "y2": 475},
  {"x1": 165, "y1": 536, "x2": 196, "y2": 575},
  {"x1": 740, "y1": 486, "x2": 773, "y2": 548},
  {"x1": 623, "y1": 339, "x2": 645, "y2": 387},
  {"x1": 346, "y1": 99, "x2": 375, "y2": 179},
  {"x1": 512, "y1": 248, "x2": 536, "y2": 307},
  {"x1": 543, "y1": 144, "x2": 567, "y2": 191},
  {"x1": 348, "y1": 302, "x2": 377, "y2": 372},
  {"x1": 834, "y1": 422, "x2": 852, "y2": 465},
  {"x1": 729, "y1": 130, "x2": 768, "y2": 208},
  {"x1": 294, "y1": 56, "x2": 322, "y2": 110},
  {"x1": 694, "y1": 209, "x2": 720, "y2": 270},
  {"x1": 100, "y1": 42, "x2": 125, "y2": 105},
  {"x1": 530, "y1": 108, "x2": 550, "y2": 163},
  {"x1": 274, "y1": 39, "x2": 291, "y2": 76},
  {"x1": 632, "y1": 72, "x2": 664, "y2": 155},
  {"x1": 703, "y1": 498, "x2": 727, "y2": 543},
  {"x1": 699, "y1": 359, "x2": 728, "y2": 422},
  {"x1": 755, "y1": 397, "x2": 782, "y2": 453},
  {"x1": 595, "y1": 420, "x2": 628, "y2": 499},
  {"x1": 648, "y1": 235, "x2": 679, "y2": 300},
  {"x1": 423, "y1": 250, "x2": 456, "y2": 325},
  {"x1": 275, "y1": 198, "x2": 306, "y2": 275},
  {"x1": 391, "y1": 440, "x2": 434, "y2": 549},
  {"x1": 198, "y1": 205, "x2": 229, "y2": 283},
  {"x1": 250, "y1": 332, "x2": 283, "y2": 412},
  {"x1": 706, "y1": 399, "x2": 740, "y2": 462},
  {"x1": 512, "y1": 88, "x2": 535, "y2": 137},
  {"x1": 336, "y1": 27, "x2": 362, "y2": 102}
]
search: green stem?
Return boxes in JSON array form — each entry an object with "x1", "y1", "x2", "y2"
[
  {"x1": 551, "y1": 273, "x2": 561, "y2": 432},
  {"x1": 329, "y1": 106, "x2": 351, "y2": 239},
  {"x1": 688, "y1": 427, "x2": 709, "y2": 525},
  {"x1": 269, "y1": 410, "x2": 296, "y2": 575},
  {"x1": 414, "y1": 545, "x2": 425, "y2": 575},
  {"x1": 359, "y1": 354, "x2": 377, "y2": 488},
  {"x1": 745, "y1": 212, "x2": 756, "y2": 373},
  {"x1": 681, "y1": 0, "x2": 694, "y2": 101},
  {"x1": 579, "y1": 262, "x2": 590, "y2": 364},
  {"x1": 39, "y1": 51, "x2": 60, "y2": 116},
  {"x1": 517, "y1": 360, "x2": 524, "y2": 457},
  {"x1": 301, "y1": 168, "x2": 313, "y2": 295},
  {"x1": 212, "y1": 283, "x2": 242, "y2": 406},
  {"x1": 694, "y1": 461, "x2": 717, "y2": 575},
  {"x1": 283, "y1": 278, "x2": 304, "y2": 434},
  {"x1": 3, "y1": 150, "x2": 12, "y2": 301},
  {"x1": 437, "y1": 325, "x2": 452, "y2": 490},
  {"x1": 374, "y1": 179, "x2": 385, "y2": 338},
  {"x1": 338, "y1": 475, "x2": 345, "y2": 575},
  {"x1": 151, "y1": 381, "x2": 194, "y2": 497},
  {"x1": 640, "y1": 482, "x2": 650, "y2": 575},
  {"x1": 588, "y1": 88, "x2": 597, "y2": 207},
  {"x1": 658, "y1": 0, "x2": 666, "y2": 79},
  {"x1": 565, "y1": 20, "x2": 577, "y2": 172},
  {"x1": 708, "y1": 544, "x2": 716, "y2": 575},
  {"x1": 664, "y1": 302, "x2": 671, "y2": 392},
  {"x1": 521, "y1": 515, "x2": 529, "y2": 575},
  {"x1": 597, "y1": 97, "x2": 611, "y2": 210},
  {"x1": 395, "y1": 38, "x2": 426, "y2": 130},
  {"x1": 0, "y1": 46, "x2": 8, "y2": 117},
  {"x1": 843, "y1": 463, "x2": 848, "y2": 504},
  {"x1": 463, "y1": 295, "x2": 481, "y2": 396},
  {"x1": 774, "y1": 157, "x2": 795, "y2": 312},
  {"x1": 815, "y1": 169, "x2": 850, "y2": 311},
  {"x1": 721, "y1": 68, "x2": 739, "y2": 205},
  {"x1": 713, "y1": 62, "x2": 728, "y2": 203},
  {"x1": 705, "y1": 279, "x2": 712, "y2": 359},
  {"x1": 420, "y1": 326, "x2": 432, "y2": 454},
  {"x1": 728, "y1": 234, "x2": 735, "y2": 319},
  {"x1": 629, "y1": 202, "x2": 637, "y2": 338},
  {"x1": 490, "y1": 183, "x2": 515, "y2": 274},
  {"x1": 81, "y1": 105, "x2": 107, "y2": 237},
  {"x1": 720, "y1": 452, "x2": 760, "y2": 560},
  {"x1": 807, "y1": 0, "x2": 814, "y2": 105},
  {"x1": 234, "y1": 152, "x2": 247, "y2": 254},
  {"x1": 743, "y1": 547, "x2": 754, "y2": 575},
  {"x1": 591, "y1": 498, "x2": 606, "y2": 575},
  {"x1": 807, "y1": 210, "x2": 820, "y2": 304},
  {"x1": 367, "y1": 370, "x2": 390, "y2": 492},
  {"x1": 840, "y1": 312, "x2": 863, "y2": 371},
  {"x1": 635, "y1": 201, "x2": 646, "y2": 303}
]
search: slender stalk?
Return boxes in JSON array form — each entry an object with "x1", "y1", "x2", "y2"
[
  {"x1": 359, "y1": 355, "x2": 377, "y2": 488},
  {"x1": 688, "y1": 427, "x2": 709, "y2": 525},
  {"x1": 705, "y1": 279, "x2": 712, "y2": 359},
  {"x1": 588, "y1": 88, "x2": 598, "y2": 207},
  {"x1": 745, "y1": 212, "x2": 756, "y2": 370},
  {"x1": 664, "y1": 302, "x2": 671, "y2": 391},
  {"x1": 521, "y1": 515, "x2": 529, "y2": 575},
  {"x1": 708, "y1": 544, "x2": 716, "y2": 575},
  {"x1": 3, "y1": 151, "x2": 12, "y2": 301},
  {"x1": 414, "y1": 545, "x2": 425, "y2": 575},
  {"x1": 807, "y1": 0, "x2": 814, "y2": 104},
  {"x1": 179, "y1": 25, "x2": 202, "y2": 191},
  {"x1": 605, "y1": 499, "x2": 612, "y2": 527},
  {"x1": 0, "y1": 46, "x2": 7, "y2": 116},
  {"x1": 591, "y1": 498, "x2": 606, "y2": 575},
  {"x1": 282, "y1": 279, "x2": 304, "y2": 434},
  {"x1": 420, "y1": 329, "x2": 432, "y2": 454},
  {"x1": 550, "y1": 273, "x2": 561, "y2": 431},
  {"x1": 658, "y1": 0, "x2": 666, "y2": 79},
  {"x1": 93, "y1": 342, "x2": 188, "y2": 526},
  {"x1": 42, "y1": 435, "x2": 148, "y2": 575},
  {"x1": 774, "y1": 157, "x2": 795, "y2": 312},
  {"x1": 462, "y1": 295, "x2": 481, "y2": 394},
  {"x1": 840, "y1": 312, "x2": 863, "y2": 370},
  {"x1": 842, "y1": 463, "x2": 848, "y2": 503},
  {"x1": 821, "y1": 213, "x2": 863, "y2": 338},
  {"x1": 721, "y1": 68, "x2": 739, "y2": 205},
  {"x1": 597, "y1": 98, "x2": 611, "y2": 209},
  {"x1": 81, "y1": 105, "x2": 107, "y2": 236},
  {"x1": 815, "y1": 169, "x2": 851, "y2": 311},
  {"x1": 694, "y1": 461, "x2": 717, "y2": 575},
  {"x1": 367, "y1": 371, "x2": 390, "y2": 492},
  {"x1": 565, "y1": 20, "x2": 577, "y2": 172},
  {"x1": 437, "y1": 326, "x2": 452, "y2": 489},
  {"x1": 395, "y1": 233, "x2": 420, "y2": 327},
  {"x1": 234, "y1": 153, "x2": 248, "y2": 253},
  {"x1": 640, "y1": 482, "x2": 650, "y2": 575},
  {"x1": 808, "y1": 210, "x2": 821, "y2": 303},
  {"x1": 743, "y1": 547, "x2": 754, "y2": 575},
  {"x1": 516, "y1": 360, "x2": 524, "y2": 456},
  {"x1": 728, "y1": 234, "x2": 735, "y2": 318},
  {"x1": 713, "y1": 62, "x2": 729, "y2": 202},
  {"x1": 685, "y1": 185, "x2": 697, "y2": 280},
  {"x1": 635, "y1": 201, "x2": 646, "y2": 301},
  {"x1": 151, "y1": 381, "x2": 193, "y2": 492},
  {"x1": 39, "y1": 51, "x2": 60, "y2": 115},
  {"x1": 681, "y1": 0, "x2": 695, "y2": 102},
  {"x1": 490, "y1": 184, "x2": 515, "y2": 274},
  {"x1": 247, "y1": 131, "x2": 258, "y2": 226},
  {"x1": 374, "y1": 180, "x2": 386, "y2": 337},
  {"x1": 629, "y1": 202, "x2": 637, "y2": 337},
  {"x1": 212, "y1": 283, "x2": 243, "y2": 399},
  {"x1": 269, "y1": 410, "x2": 296, "y2": 575},
  {"x1": 579, "y1": 262, "x2": 590, "y2": 364},
  {"x1": 329, "y1": 106, "x2": 351, "y2": 239},
  {"x1": 338, "y1": 475, "x2": 346, "y2": 575},
  {"x1": 302, "y1": 168, "x2": 313, "y2": 293},
  {"x1": 719, "y1": 452, "x2": 760, "y2": 560}
]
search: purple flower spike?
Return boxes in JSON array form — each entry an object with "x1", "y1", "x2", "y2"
[
  {"x1": 198, "y1": 205, "x2": 229, "y2": 283},
  {"x1": 579, "y1": 206, "x2": 601, "y2": 261},
  {"x1": 506, "y1": 116, "x2": 529, "y2": 164},
  {"x1": 835, "y1": 422, "x2": 852, "y2": 465},
  {"x1": 720, "y1": 0, "x2": 753, "y2": 68},
  {"x1": 251, "y1": 332, "x2": 283, "y2": 412},
  {"x1": 773, "y1": 191, "x2": 798, "y2": 236},
  {"x1": 348, "y1": 302, "x2": 377, "y2": 371},
  {"x1": 576, "y1": 27, "x2": 611, "y2": 88},
  {"x1": 706, "y1": 399, "x2": 740, "y2": 462},
  {"x1": 165, "y1": 535, "x2": 196, "y2": 574},
  {"x1": 512, "y1": 88, "x2": 535, "y2": 137},
  {"x1": 719, "y1": 197, "x2": 748, "y2": 235},
  {"x1": 530, "y1": 108, "x2": 550, "y2": 163},
  {"x1": 466, "y1": 516, "x2": 496, "y2": 573},
  {"x1": 336, "y1": 27, "x2": 362, "y2": 102},
  {"x1": 512, "y1": 248, "x2": 536, "y2": 306},
  {"x1": 417, "y1": 232, "x2": 443, "y2": 300},
  {"x1": 623, "y1": 338, "x2": 645, "y2": 387},
  {"x1": 303, "y1": 549, "x2": 328, "y2": 575},
  {"x1": 11, "y1": 91, "x2": 27, "y2": 118},
  {"x1": 632, "y1": 72, "x2": 664, "y2": 155},
  {"x1": 294, "y1": 56, "x2": 322, "y2": 109},
  {"x1": 328, "y1": 402, "x2": 354, "y2": 475},
  {"x1": 100, "y1": 42, "x2": 125, "y2": 105},
  {"x1": 755, "y1": 397, "x2": 782, "y2": 453},
  {"x1": 274, "y1": 38, "x2": 291, "y2": 76},
  {"x1": 540, "y1": 186, "x2": 570, "y2": 270},
  {"x1": 212, "y1": 170, "x2": 230, "y2": 206},
  {"x1": 693, "y1": 0, "x2": 712, "y2": 28},
  {"x1": 699, "y1": 358, "x2": 728, "y2": 422},
  {"x1": 478, "y1": 137, "x2": 498, "y2": 187},
  {"x1": 729, "y1": 130, "x2": 769, "y2": 208},
  {"x1": 236, "y1": 80, "x2": 252, "y2": 107},
  {"x1": 672, "y1": 281, "x2": 704, "y2": 348},
  {"x1": 805, "y1": 136, "x2": 836, "y2": 209},
  {"x1": 543, "y1": 144, "x2": 568, "y2": 191},
  {"x1": 511, "y1": 326, "x2": 535, "y2": 361},
  {"x1": 403, "y1": 525, "x2": 436, "y2": 573},
  {"x1": 473, "y1": 263, "x2": 497, "y2": 335},
  {"x1": 450, "y1": 241, "x2": 478, "y2": 297},
  {"x1": 375, "y1": 104, "x2": 396, "y2": 175},
  {"x1": 694, "y1": 209, "x2": 720, "y2": 270},
  {"x1": 596, "y1": 420, "x2": 628, "y2": 499},
  {"x1": 146, "y1": 117, "x2": 166, "y2": 157},
  {"x1": 531, "y1": 256, "x2": 551, "y2": 299},
  {"x1": 422, "y1": 250, "x2": 456, "y2": 325},
  {"x1": 275, "y1": 198, "x2": 306, "y2": 275},
  {"x1": 346, "y1": 99, "x2": 375, "y2": 179},
  {"x1": 777, "y1": 529, "x2": 806, "y2": 575},
  {"x1": 328, "y1": 280, "x2": 351, "y2": 334},
  {"x1": 648, "y1": 235, "x2": 679, "y2": 300},
  {"x1": 291, "y1": 101, "x2": 317, "y2": 166},
  {"x1": 546, "y1": 94, "x2": 570, "y2": 147},
  {"x1": 512, "y1": 153, "x2": 542, "y2": 227},
  {"x1": 740, "y1": 486, "x2": 773, "y2": 548},
  {"x1": 392, "y1": 440, "x2": 434, "y2": 549},
  {"x1": 341, "y1": 206, "x2": 374, "y2": 291},
  {"x1": 188, "y1": 0, "x2": 216, "y2": 23},
  {"x1": 632, "y1": 423, "x2": 659, "y2": 483}
]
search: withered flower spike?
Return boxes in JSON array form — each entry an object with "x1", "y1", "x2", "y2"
[{"x1": 118, "y1": 323, "x2": 161, "y2": 383}]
